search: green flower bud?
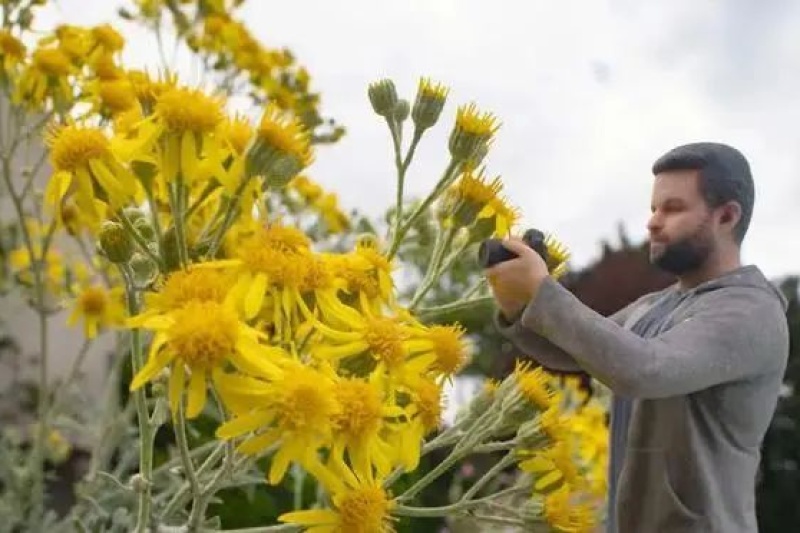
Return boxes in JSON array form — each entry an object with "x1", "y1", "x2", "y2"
[
  {"x1": 133, "y1": 217, "x2": 156, "y2": 243},
  {"x1": 99, "y1": 221, "x2": 133, "y2": 264},
  {"x1": 412, "y1": 78, "x2": 448, "y2": 131},
  {"x1": 448, "y1": 103, "x2": 499, "y2": 162},
  {"x1": 123, "y1": 207, "x2": 145, "y2": 224},
  {"x1": 129, "y1": 252, "x2": 158, "y2": 288},
  {"x1": 367, "y1": 79, "x2": 398, "y2": 118},
  {"x1": 393, "y1": 99, "x2": 410, "y2": 123}
]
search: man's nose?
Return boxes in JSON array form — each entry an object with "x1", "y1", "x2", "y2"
[{"x1": 647, "y1": 212, "x2": 663, "y2": 233}]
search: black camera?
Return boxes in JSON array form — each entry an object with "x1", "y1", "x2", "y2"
[{"x1": 477, "y1": 228, "x2": 549, "y2": 269}]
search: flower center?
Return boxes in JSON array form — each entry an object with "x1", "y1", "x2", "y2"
[
  {"x1": 155, "y1": 87, "x2": 223, "y2": 134},
  {"x1": 79, "y1": 287, "x2": 107, "y2": 315},
  {"x1": 332, "y1": 379, "x2": 382, "y2": 440},
  {"x1": 363, "y1": 318, "x2": 406, "y2": 369},
  {"x1": 46, "y1": 125, "x2": 110, "y2": 172},
  {"x1": 427, "y1": 325, "x2": 468, "y2": 375},
  {"x1": 168, "y1": 302, "x2": 238, "y2": 369},
  {"x1": 338, "y1": 485, "x2": 392, "y2": 533}
]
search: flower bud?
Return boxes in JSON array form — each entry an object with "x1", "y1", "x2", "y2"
[
  {"x1": 123, "y1": 207, "x2": 145, "y2": 224},
  {"x1": 448, "y1": 103, "x2": 499, "y2": 162},
  {"x1": 99, "y1": 221, "x2": 133, "y2": 263},
  {"x1": 133, "y1": 217, "x2": 156, "y2": 242},
  {"x1": 367, "y1": 79, "x2": 398, "y2": 118},
  {"x1": 129, "y1": 252, "x2": 158, "y2": 288},
  {"x1": 412, "y1": 78, "x2": 448, "y2": 131},
  {"x1": 393, "y1": 99, "x2": 410, "y2": 123}
]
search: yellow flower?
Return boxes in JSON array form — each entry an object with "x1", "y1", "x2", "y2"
[
  {"x1": 410, "y1": 323, "x2": 471, "y2": 378},
  {"x1": 44, "y1": 123, "x2": 139, "y2": 225},
  {"x1": 91, "y1": 78, "x2": 138, "y2": 116},
  {"x1": 0, "y1": 30, "x2": 26, "y2": 72},
  {"x1": 10, "y1": 246, "x2": 67, "y2": 296},
  {"x1": 247, "y1": 103, "x2": 313, "y2": 183},
  {"x1": 280, "y1": 460, "x2": 396, "y2": 533},
  {"x1": 394, "y1": 377, "x2": 443, "y2": 471},
  {"x1": 518, "y1": 439, "x2": 581, "y2": 492},
  {"x1": 513, "y1": 361, "x2": 556, "y2": 411},
  {"x1": 544, "y1": 234, "x2": 570, "y2": 279},
  {"x1": 68, "y1": 285, "x2": 125, "y2": 339},
  {"x1": 204, "y1": 223, "x2": 320, "y2": 340},
  {"x1": 329, "y1": 239, "x2": 394, "y2": 313},
  {"x1": 542, "y1": 484, "x2": 598, "y2": 533},
  {"x1": 449, "y1": 103, "x2": 500, "y2": 161},
  {"x1": 215, "y1": 360, "x2": 341, "y2": 484},
  {"x1": 329, "y1": 376, "x2": 403, "y2": 478},
  {"x1": 128, "y1": 300, "x2": 279, "y2": 418},
  {"x1": 14, "y1": 47, "x2": 74, "y2": 108}
]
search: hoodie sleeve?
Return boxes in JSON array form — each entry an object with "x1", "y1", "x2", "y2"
[
  {"x1": 493, "y1": 289, "x2": 645, "y2": 373},
  {"x1": 519, "y1": 277, "x2": 789, "y2": 398}
]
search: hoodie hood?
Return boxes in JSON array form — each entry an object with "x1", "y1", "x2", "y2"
[{"x1": 687, "y1": 264, "x2": 788, "y2": 312}]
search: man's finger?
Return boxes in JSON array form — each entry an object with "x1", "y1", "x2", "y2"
[{"x1": 500, "y1": 238, "x2": 533, "y2": 256}]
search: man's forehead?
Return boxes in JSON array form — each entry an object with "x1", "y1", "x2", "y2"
[{"x1": 651, "y1": 171, "x2": 702, "y2": 199}]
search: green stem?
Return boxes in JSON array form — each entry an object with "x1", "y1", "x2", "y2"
[
  {"x1": 415, "y1": 296, "x2": 494, "y2": 322},
  {"x1": 174, "y1": 401, "x2": 201, "y2": 523},
  {"x1": 389, "y1": 124, "x2": 423, "y2": 244},
  {"x1": 161, "y1": 442, "x2": 225, "y2": 520},
  {"x1": 207, "y1": 177, "x2": 250, "y2": 258},
  {"x1": 394, "y1": 484, "x2": 531, "y2": 519},
  {"x1": 409, "y1": 226, "x2": 456, "y2": 309},
  {"x1": 121, "y1": 267, "x2": 155, "y2": 533},
  {"x1": 388, "y1": 156, "x2": 461, "y2": 259},
  {"x1": 461, "y1": 453, "x2": 516, "y2": 501},
  {"x1": 169, "y1": 179, "x2": 190, "y2": 268},
  {"x1": 118, "y1": 208, "x2": 165, "y2": 272},
  {"x1": 144, "y1": 186, "x2": 164, "y2": 255}
]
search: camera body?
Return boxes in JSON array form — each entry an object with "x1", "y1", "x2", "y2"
[{"x1": 477, "y1": 228, "x2": 549, "y2": 269}]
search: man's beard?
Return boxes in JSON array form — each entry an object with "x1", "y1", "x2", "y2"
[{"x1": 650, "y1": 223, "x2": 714, "y2": 275}]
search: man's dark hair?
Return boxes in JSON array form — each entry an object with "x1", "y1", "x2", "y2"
[{"x1": 651, "y1": 142, "x2": 755, "y2": 244}]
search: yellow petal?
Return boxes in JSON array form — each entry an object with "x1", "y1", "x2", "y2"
[
  {"x1": 244, "y1": 273, "x2": 267, "y2": 320},
  {"x1": 236, "y1": 428, "x2": 281, "y2": 455},
  {"x1": 44, "y1": 171, "x2": 72, "y2": 213},
  {"x1": 217, "y1": 410, "x2": 275, "y2": 439},
  {"x1": 180, "y1": 131, "x2": 198, "y2": 181},
  {"x1": 186, "y1": 367, "x2": 207, "y2": 419},
  {"x1": 279, "y1": 509, "x2": 338, "y2": 527},
  {"x1": 168, "y1": 362, "x2": 186, "y2": 415}
]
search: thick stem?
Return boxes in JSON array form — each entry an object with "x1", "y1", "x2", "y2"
[
  {"x1": 169, "y1": 179, "x2": 190, "y2": 268},
  {"x1": 207, "y1": 177, "x2": 250, "y2": 258}
]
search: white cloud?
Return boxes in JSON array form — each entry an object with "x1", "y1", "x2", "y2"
[{"x1": 33, "y1": 0, "x2": 800, "y2": 279}]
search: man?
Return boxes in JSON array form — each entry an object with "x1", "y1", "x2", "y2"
[{"x1": 487, "y1": 142, "x2": 789, "y2": 533}]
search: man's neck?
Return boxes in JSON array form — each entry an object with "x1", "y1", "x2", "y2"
[{"x1": 677, "y1": 246, "x2": 742, "y2": 290}]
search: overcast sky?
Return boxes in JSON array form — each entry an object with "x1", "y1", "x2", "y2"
[{"x1": 37, "y1": 0, "x2": 800, "y2": 280}]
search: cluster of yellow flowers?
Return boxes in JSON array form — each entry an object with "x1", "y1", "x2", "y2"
[
  {"x1": 0, "y1": 2, "x2": 610, "y2": 531},
  {"x1": 123, "y1": 0, "x2": 344, "y2": 142}
]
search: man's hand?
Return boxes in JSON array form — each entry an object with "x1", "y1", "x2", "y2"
[{"x1": 485, "y1": 237, "x2": 550, "y2": 320}]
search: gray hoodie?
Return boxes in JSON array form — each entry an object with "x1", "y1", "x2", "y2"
[{"x1": 495, "y1": 265, "x2": 789, "y2": 533}]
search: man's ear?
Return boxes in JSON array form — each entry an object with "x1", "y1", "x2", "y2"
[{"x1": 719, "y1": 201, "x2": 742, "y2": 227}]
